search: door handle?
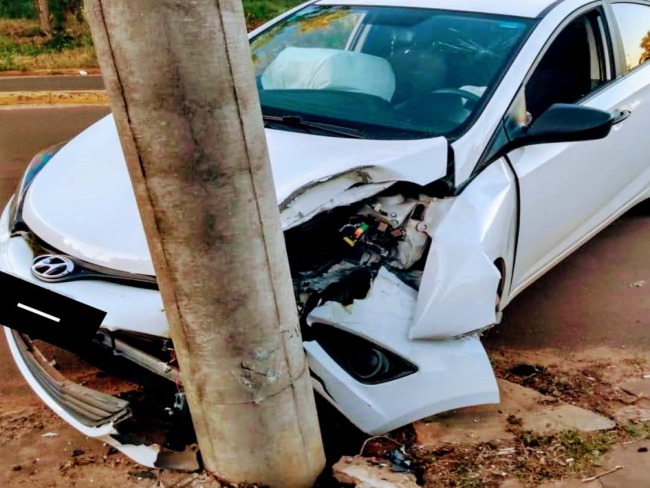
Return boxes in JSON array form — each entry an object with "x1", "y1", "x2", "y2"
[{"x1": 612, "y1": 109, "x2": 631, "y2": 125}]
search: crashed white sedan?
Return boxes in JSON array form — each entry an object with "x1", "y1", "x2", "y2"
[{"x1": 2, "y1": 0, "x2": 649, "y2": 470}]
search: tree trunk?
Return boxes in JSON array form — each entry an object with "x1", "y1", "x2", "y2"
[
  {"x1": 35, "y1": 0, "x2": 53, "y2": 37},
  {"x1": 83, "y1": 1, "x2": 325, "y2": 486}
]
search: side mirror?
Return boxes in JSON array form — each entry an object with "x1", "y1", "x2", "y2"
[
  {"x1": 481, "y1": 103, "x2": 617, "y2": 169},
  {"x1": 523, "y1": 103, "x2": 615, "y2": 145}
]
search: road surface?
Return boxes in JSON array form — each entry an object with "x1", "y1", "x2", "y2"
[
  {"x1": 486, "y1": 208, "x2": 650, "y2": 350},
  {"x1": 0, "y1": 75, "x2": 104, "y2": 92}
]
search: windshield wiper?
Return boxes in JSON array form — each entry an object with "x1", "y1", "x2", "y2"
[{"x1": 262, "y1": 114, "x2": 366, "y2": 139}]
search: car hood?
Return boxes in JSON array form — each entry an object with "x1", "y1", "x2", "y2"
[{"x1": 23, "y1": 115, "x2": 449, "y2": 275}]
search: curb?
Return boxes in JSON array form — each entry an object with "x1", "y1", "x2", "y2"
[
  {"x1": 0, "y1": 69, "x2": 101, "y2": 77},
  {"x1": 0, "y1": 90, "x2": 108, "y2": 106}
]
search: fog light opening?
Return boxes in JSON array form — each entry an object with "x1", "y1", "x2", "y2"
[{"x1": 347, "y1": 348, "x2": 391, "y2": 380}]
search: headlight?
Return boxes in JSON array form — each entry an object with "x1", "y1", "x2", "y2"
[{"x1": 9, "y1": 142, "x2": 65, "y2": 232}]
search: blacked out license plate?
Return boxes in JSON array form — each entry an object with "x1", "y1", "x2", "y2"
[{"x1": 0, "y1": 271, "x2": 106, "y2": 347}]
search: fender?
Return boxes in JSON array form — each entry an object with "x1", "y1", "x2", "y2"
[{"x1": 411, "y1": 158, "x2": 518, "y2": 339}]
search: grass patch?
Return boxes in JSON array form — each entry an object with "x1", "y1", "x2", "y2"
[
  {"x1": 0, "y1": 1, "x2": 304, "y2": 72},
  {"x1": 407, "y1": 428, "x2": 621, "y2": 487},
  {"x1": 401, "y1": 421, "x2": 650, "y2": 487},
  {"x1": 0, "y1": 16, "x2": 95, "y2": 71},
  {"x1": 626, "y1": 423, "x2": 650, "y2": 439}
]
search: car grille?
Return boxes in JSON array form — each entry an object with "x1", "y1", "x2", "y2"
[{"x1": 11, "y1": 330, "x2": 132, "y2": 427}]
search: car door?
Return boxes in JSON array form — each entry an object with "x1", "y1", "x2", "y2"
[{"x1": 508, "y1": 5, "x2": 650, "y2": 294}]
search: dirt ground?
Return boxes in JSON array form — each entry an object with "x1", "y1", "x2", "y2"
[{"x1": 0, "y1": 106, "x2": 649, "y2": 487}]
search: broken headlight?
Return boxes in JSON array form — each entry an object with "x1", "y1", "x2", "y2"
[
  {"x1": 9, "y1": 142, "x2": 65, "y2": 233},
  {"x1": 310, "y1": 323, "x2": 417, "y2": 384}
]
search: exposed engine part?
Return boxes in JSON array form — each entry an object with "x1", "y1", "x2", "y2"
[
  {"x1": 364, "y1": 194, "x2": 433, "y2": 269},
  {"x1": 341, "y1": 193, "x2": 433, "y2": 269},
  {"x1": 285, "y1": 191, "x2": 435, "y2": 321}
]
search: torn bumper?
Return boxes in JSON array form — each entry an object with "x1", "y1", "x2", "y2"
[
  {"x1": 305, "y1": 268, "x2": 500, "y2": 434},
  {"x1": 8, "y1": 329, "x2": 130, "y2": 426},
  {"x1": 4, "y1": 329, "x2": 199, "y2": 471}
]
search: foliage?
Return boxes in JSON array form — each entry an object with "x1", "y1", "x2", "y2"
[
  {"x1": 243, "y1": 0, "x2": 303, "y2": 28},
  {"x1": 0, "y1": 0, "x2": 35, "y2": 19},
  {"x1": 1, "y1": 0, "x2": 301, "y2": 24},
  {"x1": 641, "y1": 30, "x2": 650, "y2": 65},
  {"x1": 0, "y1": 15, "x2": 94, "y2": 71},
  {"x1": 0, "y1": 0, "x2": 303, "y2": 71}
]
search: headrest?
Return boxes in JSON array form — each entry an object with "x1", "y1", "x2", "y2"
[{"x1": 261, "y1": 47, "x2": 396, "y2": 102}]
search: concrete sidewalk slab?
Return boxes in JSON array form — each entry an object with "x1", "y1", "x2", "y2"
[
  {"x1": 598, "y1": 440, "x2": 650, "y2": 488},
  {"x1": 415, "y1": 380, "x2": 615, "y2": 447}
]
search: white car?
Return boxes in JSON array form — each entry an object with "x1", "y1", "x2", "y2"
[{"x1": 2, "y1": 0, "x2": 649, "y2": 470}]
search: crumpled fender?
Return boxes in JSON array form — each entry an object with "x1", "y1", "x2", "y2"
[{"x1": 411, "y1": 159, "x2": 518, "y2": 339}]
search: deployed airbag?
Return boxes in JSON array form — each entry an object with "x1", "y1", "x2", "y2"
[{"x1": 261, "y1": 47, "x2": 396, "y2": 102}]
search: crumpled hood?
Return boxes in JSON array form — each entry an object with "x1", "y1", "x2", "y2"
[{"x1": 23, "y1": 115, "x2": 449, "y2": 275}]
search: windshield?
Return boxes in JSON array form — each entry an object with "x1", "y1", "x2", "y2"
[{"x1": 251, "y1": 5, "x2": 532, "y2": 140}]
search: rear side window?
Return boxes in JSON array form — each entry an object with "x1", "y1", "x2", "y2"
[{"x1": 611, "y1": 3, "x2": 650, "y2": 70}]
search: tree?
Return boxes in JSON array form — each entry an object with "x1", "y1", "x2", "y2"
[
  {"x1": 641, "y1": 30, "x2": 650, "y2": 65},
  {"x1": 34, "y1": 0, "x2": 53, "y2": 37}
]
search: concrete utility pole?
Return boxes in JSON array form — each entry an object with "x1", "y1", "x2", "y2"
[{"x1": 84, "y1": 1, "x2": 325, "y2": 486}]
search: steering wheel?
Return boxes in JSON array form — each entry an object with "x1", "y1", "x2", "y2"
[{"x1": 429, "y1": 88, "x2": 482, "y2": 103}]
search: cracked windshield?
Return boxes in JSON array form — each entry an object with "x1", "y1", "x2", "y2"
[{"x1": 250, "y1": 5, "x2": 531, "y2": 139}]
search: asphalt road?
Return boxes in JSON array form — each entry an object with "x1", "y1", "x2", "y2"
[
  {"x1": 485, "y1": 209, "x2": 650, "y2": 350},
  {"x1": 0, "y1": 75, "x2": 104, "y2": 92}
]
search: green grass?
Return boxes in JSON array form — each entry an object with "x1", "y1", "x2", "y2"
[
  {"x1": 243, "y1": 0, "x2": 303, "y2": 28},
  {"x1": 0, "y1": 17, "x2": 95, "y2": 71},
  {"x1": 0, "y1": 1, "x2": 304, "y2": 71}
]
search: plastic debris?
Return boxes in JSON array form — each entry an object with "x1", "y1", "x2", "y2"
[{"x1": 388, "y1": 448, "x2": 415, "y2": 474}]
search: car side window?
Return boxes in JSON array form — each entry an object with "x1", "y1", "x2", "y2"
[
  {"x1": 524, "y1": 10, "x2": 611, "y2": 120},
  {"x1": 611, "y1": 3, "x2": 650, "y2": 71}
]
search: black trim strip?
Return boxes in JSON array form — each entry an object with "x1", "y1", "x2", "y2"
[{"x1": 502, "y1": 154, "x2": 522, "y2": 295}]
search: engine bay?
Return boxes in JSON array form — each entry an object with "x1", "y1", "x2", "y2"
[{"x1": 284, "y1": 188, "x2": 436, "y2": 324}]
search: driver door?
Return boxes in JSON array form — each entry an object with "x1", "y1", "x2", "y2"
[{"x1": 509, "y1": 7, "x2": 648, "y2": 293}]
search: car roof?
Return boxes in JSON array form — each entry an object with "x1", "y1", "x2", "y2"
[{"x1": 315, "y1": 0, "x2": 562, "y2": 18}]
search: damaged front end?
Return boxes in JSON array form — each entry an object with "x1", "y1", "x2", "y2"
[
  {"x1": 2, "y1": 111, "x2": 517, "y2": 465},
  {"x1": 281, "y1": 157, "x2": 518, "y2": 432}
]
